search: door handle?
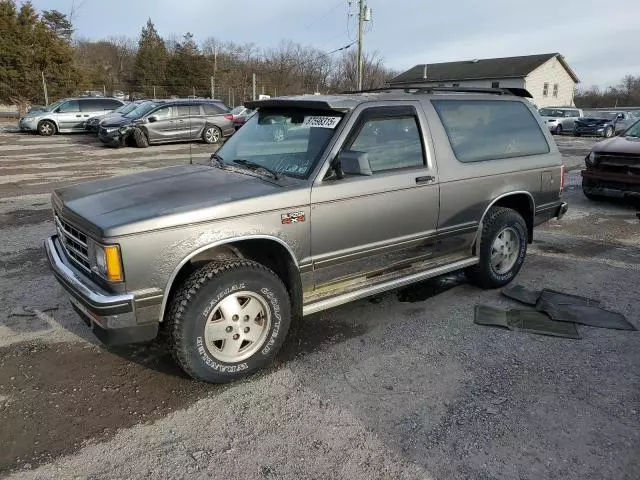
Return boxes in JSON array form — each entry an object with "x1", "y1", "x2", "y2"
[
  {"x1": 415, "y1": 175, "x2": 435, "y2": 184},
  {"x1": 84, "y1": 115, "x2": 90, "y2": 117},
  {"x1": 75, "y1": 115, "x2": 82, "y2": 117}
]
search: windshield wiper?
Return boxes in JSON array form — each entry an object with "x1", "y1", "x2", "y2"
[
  {"x1": 232, "y1": 159, "x2": 280, "y2": 180},
  {"x1": 209, "y1": 153, "x2": 225, "y2": 167}
]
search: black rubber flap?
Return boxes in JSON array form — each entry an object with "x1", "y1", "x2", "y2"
[
  {"x1": 474, "y1": 305, "x2": 581, "y2": 339},
  {"x1": 502, "y1": 285, "x2": 601, "y2": 307},
  {"x1": 537, "y1": 299, "x2": 636, "y2": 331}
]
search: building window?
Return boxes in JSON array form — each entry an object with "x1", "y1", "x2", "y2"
[
  {"x1": 491, "y1": 81, "x2": 500, "y2": 88},
  {"x1": 553, "y1": 84, "x2": 559, "y2": 97},
  {"x1": 543, "y1": 83, "x2": 549, "y2": 97},
  {"x1": 452, "y1": 83, "x2": 460, "y2": 87}
]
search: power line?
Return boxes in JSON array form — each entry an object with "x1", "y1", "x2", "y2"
[{"x1": 327, "y1": 41, "x2": 357, "y2": 55}]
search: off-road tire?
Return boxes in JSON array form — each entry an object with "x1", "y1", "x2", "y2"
[
  {"x1": 167, "y1": 259, "x2": 291, "y2": 383},
  {"x1": 202, "y1": 125, "x2": 222, "y2": 144},
  {"x1": 37, "y1": 120, "x2": 56, "y2": 136},
  {"x1": 133, "y1": 128, "x2": 149, "y2": 148},
  {"x1": 465, "y1": 207, "x2": 528, "y2": 289}
]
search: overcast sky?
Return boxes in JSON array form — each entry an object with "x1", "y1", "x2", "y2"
[{"x1": 29, "y1": 0, "x2": 640, "y2": 89}]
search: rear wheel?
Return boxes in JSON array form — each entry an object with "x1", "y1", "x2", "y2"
[
  {"x1": 555, "y1": 124, "x2": 563, "y2": 135},
  {"x1": 465, "y1": 207, "x2": 528, "y2": 289},
  {"x1": 203, "y1": 125, "x2": 222, "y2": 144},
  {"x1": 167, "y1": 259, "x2": 291, "y2": 383},
  {"x1": 37, "y1": 120, "x2": 56, "y2": 136},
  {"x1": 133, "y1": 128, "x2": 149, "y2": 148}
]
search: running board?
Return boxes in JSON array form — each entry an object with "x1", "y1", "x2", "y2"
[{"x1": 302, "y1": 257, "x2": 479, "y2": 316}]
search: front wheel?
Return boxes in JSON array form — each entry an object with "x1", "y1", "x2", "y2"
[
  {"x1": 38, "y1": 120, "x2": 56, "y2": 136},
  {"x1": 555, "y1": 124, "x2": 563, "y2": 135},
  {"x1": 167, "y1": 259, "x2": 291, "y2": 383},
  {"x1": 465, "y1": 207, "x2": 528, "y2": 289},
  {"x1": 203, "y1": 125, "x2": 222, "y2": 144},
  {"x1": 133, "y1": 128, "x2": 149, "y2": 148},
  {"x1": 603, "y1": 126, "x2": 614, "y2": 138}
]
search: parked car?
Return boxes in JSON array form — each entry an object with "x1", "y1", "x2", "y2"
[
  {"x1": 574, "y1": 110, "x2": 636, "y2": 138},
  {"x1": 538, "y1": 107, "x2": 582, "y2": 135},
  {"x1": 18, "y1": 97, "x2": 126, "y2": 136},
  {"x1": 84, "y1": 100, "x2": 147, "y2": 133},
  {"x1": 229, "y1": 105, "x2": 256, "y2": 129},
  {"x1": 45, "y1": 87, "x2": 567, "y2": 383},
  {"x1": 98, "y1": 99, "x2": 234, "y2": 147},
  {"x1": 581, "y1": 118, "x2": 640, "y2": 200}
]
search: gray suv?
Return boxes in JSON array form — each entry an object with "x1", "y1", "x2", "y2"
[
  {"x1": 19, "y1": 97, "x2": 125, "y2": 135},
  {"x1": 45, "y1": 86, "x2": 568, "y2": 383}
]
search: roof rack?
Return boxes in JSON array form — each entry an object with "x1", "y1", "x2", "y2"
[{"x1": 340, "y1": 85, "x2": 533, "y2": 98}]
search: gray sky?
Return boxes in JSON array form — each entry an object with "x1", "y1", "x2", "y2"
[{"x1": 29, "y1": 0, "x2": 640, "y2": 89}]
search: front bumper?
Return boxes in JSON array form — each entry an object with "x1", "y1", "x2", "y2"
[
  {"x1": 582, "y1": 170, "x2": 640, "y2": 198},
  {"x1": 18, "y1": 119, "x2": 36, "y2": 132},
  {"x1": 98, "y1": 129, "x2": 125, "y2": 147},
  {"x1": 574, "y1": 126, "x2": 606, "y2": 136},
  {"x1": 45, "y1": 235, "x2": 161, "y2": 345}
]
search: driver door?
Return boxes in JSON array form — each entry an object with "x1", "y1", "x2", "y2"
[
  {"x1": 310, "y1": 104, "x2": 440, "y2": 287},
  {"x1": 55, "y1": 100, "x2": 82, "y2": 130},
  {"x1": 145, "y1": 105, "x2": 178, "y2": 143}
]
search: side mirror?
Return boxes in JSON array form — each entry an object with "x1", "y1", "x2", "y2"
[
  {"x1": 336, "y1": 150, "x2": 372, "y2": 176},
  {"x1": 148, "y1": 115, "x2": 157, "y2": 123},
  {"x1": 617, "y1": 114, "x2": 624, "y2": 120}
]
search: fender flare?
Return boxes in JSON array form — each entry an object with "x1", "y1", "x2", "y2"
[
  {"x1": 158, "y1": 235, "x2": 299, "y2": 322},
  {"x1": 471, "y1": 191, "x2": 536, "y2": 254}
]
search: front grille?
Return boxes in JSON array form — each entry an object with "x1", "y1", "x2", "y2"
[
  {"x1": 597, "y1": 155, "x2": 640, "y2": 176},
  {"x1": 99, "y1": 127, "x2": 107, "y2": 136},
  {"x1": 55, "y1": 214, "x2": 91, "y2": 272}
]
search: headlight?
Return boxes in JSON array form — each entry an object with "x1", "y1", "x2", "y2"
[
  {"x1": 118, "y1": 126, "x2": 131, "y2": 134},
  {"x1": 90, "y1": 242, "x2": 123, "y2": 282}
]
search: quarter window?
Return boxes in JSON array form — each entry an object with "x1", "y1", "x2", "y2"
[
  {"x1": 432, "y1": 99, "x2": 550, "y2": 163},
  {"x1": 543, "y1": 83, "x2": 549, "y2": 97},
  {"x1": 348, "y1": 115, "x2": 425, "y2": 172}
]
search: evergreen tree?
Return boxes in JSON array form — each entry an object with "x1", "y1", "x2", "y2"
[
  {"x1": 133, "y1": 19, "x2": 167, "y2": 97},
  {"x1": 0, "y1": 1, "x2": 80, "y2": 114},
  {"x1": 167, "y1": 32, "x2": 210, "y2": 96}
]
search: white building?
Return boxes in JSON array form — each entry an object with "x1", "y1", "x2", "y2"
[{"x1": 388, "y1": 53, "x2": 579, "y2": 108}]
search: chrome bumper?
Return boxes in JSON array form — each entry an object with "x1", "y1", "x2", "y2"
[{"x1": 45, "y1": 235, "x2": 160, "y2": 345}]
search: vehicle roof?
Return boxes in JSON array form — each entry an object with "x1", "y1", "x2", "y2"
[{"x1": 246, "y1": 87, "x2": 534, "y2": 112}]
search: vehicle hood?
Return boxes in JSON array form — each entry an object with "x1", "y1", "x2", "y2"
[
  {"x1": 576, "y1": 117, "x2": 612, "y2": 125},
  {"x1": 592, "y1": 135, "x2": 640, "y2": 155},
  {"x1": 53, "y1": 164, "x2": 302, "y2": 238},
  {"x1": 100, "y1": 116, "x2": 133, "y2": 128},
  {"x1": 89, "y1": 112, "x2": 118, "y2": 123}
]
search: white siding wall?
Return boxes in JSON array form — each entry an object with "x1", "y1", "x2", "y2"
[{"x1": 524, "y1": 57, "x2": 576, "y2": 108}]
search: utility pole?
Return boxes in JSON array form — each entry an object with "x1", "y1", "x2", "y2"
[
  {"x1": 252, "y1": 73, "x2": 257, "y2": 101},
  {"x1": 356, "y1": 0, "x2": 365, "y2": 91},
  {"x1": 212, "y1": 46, "x2": 218, "y2": 99},
  {"x1": 41, "y1": 72, "x2": 48, "y2": 105},
  {"x1": 210, "y1": 76, "x2": 214, "y2": 100}
]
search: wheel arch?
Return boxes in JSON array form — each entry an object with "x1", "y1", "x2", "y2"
[
  {"x1": 159, "y1": 235, "x2": 302, "y2": 323},
  {"x1": 37, "y1": 117, "x2": 58, "y2": 134},
  {"x1": 471, "y1": 191, "x2": 535, "y2": 254}
]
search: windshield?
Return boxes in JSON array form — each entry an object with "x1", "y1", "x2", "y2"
[
  {"x1": 622, "y1": 119, "x2": 640, "y2": 138},
  {"x1": 538, "y1": 108, "x2": 567, "y2": 117},
  {"x1": 115, "y1": 102, "x2": 139, "y2": 115},
  {"x1": 124, "y1": 101, "x2": 158, "y2": 118},
  {"x1": 44, "y1": 99, "x2": 66, "y2": 112},
  {"x1": 215, "y1": 108, "x2": 343, "y2": 179}
]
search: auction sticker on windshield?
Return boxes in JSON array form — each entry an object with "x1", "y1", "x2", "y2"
[{"x1": 302, "y1": 116, "x2": 341, "y2": 129}]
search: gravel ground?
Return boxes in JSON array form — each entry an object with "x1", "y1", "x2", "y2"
[{"x1": 0, "y1": 130, "x2": 638, "y2": 479}]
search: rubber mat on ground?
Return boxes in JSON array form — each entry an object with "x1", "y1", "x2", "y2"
[
  {"x1": 474, "y1": 305, "x2": 581, "y2": 339},
  {"x1": 502, "y1": 285, "x2": 635, "y2": 331}
]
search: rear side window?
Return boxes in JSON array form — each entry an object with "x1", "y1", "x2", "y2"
[
  {"x1": 432, "y1": 100, "x2": 550, "y2": 163},
  {"x1": 176, "y1": 105, "x2": 191, "y2": 117},
  {"x1": 103, "y1": 99, "x2": 123, "y2": 110},
  {"x1": 203, "y1": 103, "x2": 226, "y2": 115}
]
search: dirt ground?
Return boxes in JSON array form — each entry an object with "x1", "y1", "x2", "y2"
[{"x1": 0, "y1": 127, "x2": 639, "y2": 479}]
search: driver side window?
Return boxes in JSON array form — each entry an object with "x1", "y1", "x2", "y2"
[
  {"x1": 347, "y1": 115, "x2": 425, "y2": 172},
  {"x1": 58, "y1": 100, "x2": 79, "y2": 113},
  {"x1": 151, "y1": 106, "x2": 172, "y2": 120}
]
